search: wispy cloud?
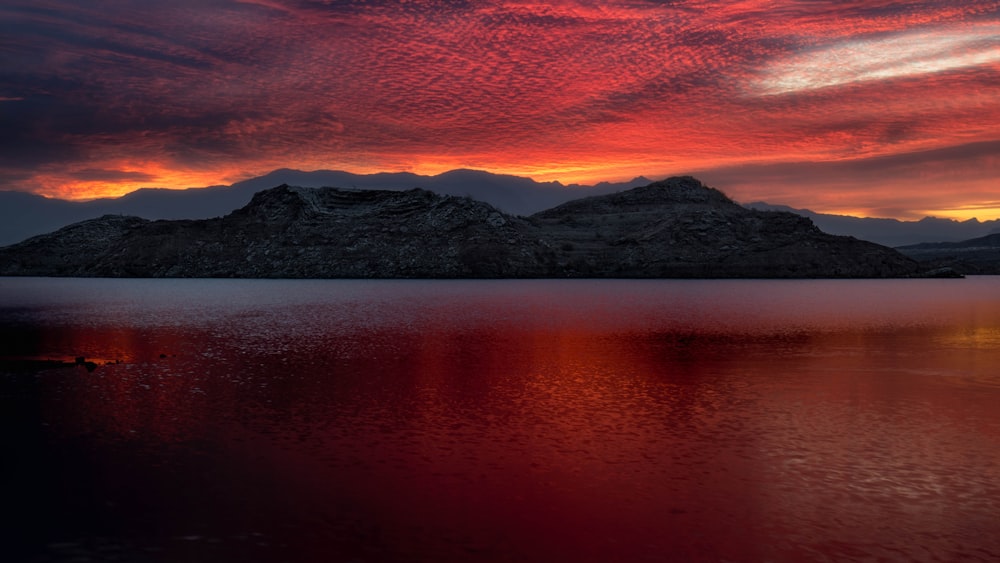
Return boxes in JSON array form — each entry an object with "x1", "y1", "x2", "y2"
[{"x1": 755, "y1": 23, "x2": 1000, "y2": 95}]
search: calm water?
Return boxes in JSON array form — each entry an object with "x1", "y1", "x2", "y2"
[{"x1": 2, "y1": 277, "x2": 1000, "y2": 562}]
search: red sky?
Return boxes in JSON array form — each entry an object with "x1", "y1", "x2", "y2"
[{"x1": 1, "y1": 0, "x2": 998, "y2": 220}]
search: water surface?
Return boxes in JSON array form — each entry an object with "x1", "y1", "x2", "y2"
[{"x1": 3, "y1": 278, "x2": 999, "y2": 562}]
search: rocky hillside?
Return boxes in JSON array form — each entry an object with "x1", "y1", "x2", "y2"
[
  {"x1": 531, "y1": 178, "x2": 921, "y2": 278},
  {"x1": 897, "y1": 233, "x2": 1000, "y2": 275},
  {"x1": 0, "y1": 178, "x2": 925, "y2": 278}
]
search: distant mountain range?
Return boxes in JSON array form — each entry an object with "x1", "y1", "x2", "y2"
[
  {"x1": 0, "y1": 177, "x2": 928, "y2": 279},
  {"x1": 0, "y1": 169, "x2": 649, "y2": 247},
  {"x1": 744, "y1": 203, "x2": 1000, "y2": 247},
  {"x1": 1, "y1": 169, "x2": 997, "y2": 248}
]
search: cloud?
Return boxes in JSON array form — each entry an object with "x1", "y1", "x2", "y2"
[
  {"x1": 0, "y1": 0, "x2": 998, "y2": 218},
  {"x1": 755, "y1": 22, "x2": 1000, "y2": 95},
  {"x1": 68, "y1": 169, "x2": 159, "y2": 183},
  {"x1": 696, "y1": 140, "x2": 1000, "y2": 219}
]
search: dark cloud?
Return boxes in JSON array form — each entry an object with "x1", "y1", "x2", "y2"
[
  {"x1": 701, "y1": 140, "x2": 1000, "y2": 183},
  {"x1": 697, "y1": 140, "x2": 1000, "y2": 218},
  {"x1": 0, "y1": 96, "x2": 85, "y2": 168}
]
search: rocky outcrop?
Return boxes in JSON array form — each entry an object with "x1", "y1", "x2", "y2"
[{"x1": 0, "y1": 178, "x2": 924, "y2": 278}]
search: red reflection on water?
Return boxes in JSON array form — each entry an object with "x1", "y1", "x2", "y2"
[{"x1": 7, "y1": 310, "x2": 1000, "y2": 562}]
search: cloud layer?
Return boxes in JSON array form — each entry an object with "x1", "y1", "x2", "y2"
[{"x1": 1, "y1": 0, "x2": 998, "y2": 219}]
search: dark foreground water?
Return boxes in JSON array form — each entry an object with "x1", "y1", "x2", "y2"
[{"x1": 2, "y1": 277, "x2": 999, "y2": 562}]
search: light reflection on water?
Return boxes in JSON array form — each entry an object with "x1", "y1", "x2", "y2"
[{"x1": 2, "y1": 278, "x2": 1000, "y2": 562}]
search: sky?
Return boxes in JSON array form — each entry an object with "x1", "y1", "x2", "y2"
[{"x1": 1, "y1": 0, "x2": 998, "y2": 220}]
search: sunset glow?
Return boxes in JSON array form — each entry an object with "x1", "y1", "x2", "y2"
[{"x1": 1, "y1": 1, "x2": 998, "y2": 219}]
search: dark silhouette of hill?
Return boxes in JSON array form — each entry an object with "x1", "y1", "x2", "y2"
[
  {"x1": 4, "y1": 169, "x2": 993, "y2": 249},
  {"x1": 0, "y1": 177, "x2": 924, "y2": 279}
]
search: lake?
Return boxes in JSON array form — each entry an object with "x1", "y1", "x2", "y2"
[{"x1": 2, "y1": 277, "x2": 999, "y2": 562}]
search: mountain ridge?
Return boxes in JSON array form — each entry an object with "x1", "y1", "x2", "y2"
[
  {"x1": 0, "y1": 169, "x2": 650, "y2": 246},
  {"x1": 744, "y1": 202, "x2": 1000, "y2": 247},
  {"x1": 2, "y1": 169, "x2": 992, "y2": 247},
  {"x1": 0, "y1": 177, "x2": 926, "y2": 279}
]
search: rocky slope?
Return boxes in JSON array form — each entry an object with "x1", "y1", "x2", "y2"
[
  {"x1": 531, "y1": 178, "x2": 921, "y2": 278},
  {"x1": 0, "y1": 178, "x2": 924, "y2": 278},
  {"x1": 897, "y1": 233, "x2": 1000, "y2": 275}
]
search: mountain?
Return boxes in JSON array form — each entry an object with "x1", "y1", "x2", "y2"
[
  {"x1": 0, "y1": 177, "x2": 924, "y2": 279},
  {"x1": 896, "y1": 233, "x2": 1000, "y2": 274},
  {"x1": 744, "y1": 202, "x2": 1000, "y2": 247},
  {"x1": 0, "y1": 169, "x2": 649, "y2": 246},
  {"x1": 6, "y1": 169, "x2": 993, "y2": 249}
]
